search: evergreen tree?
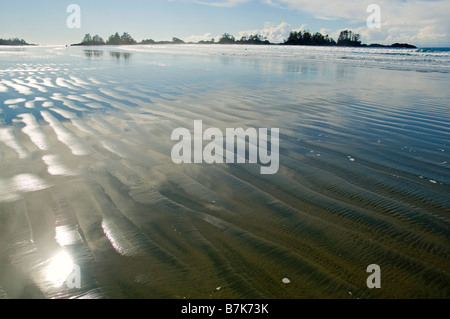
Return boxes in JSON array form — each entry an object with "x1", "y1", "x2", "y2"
[
  {"x1": 284, "y1": 30, "x2": 336, "y2": 46},
  {"x1": 218, "y1": 33, "x2": 235, "y2": 44},
  {"x1": 337, "y1": 30, "x2": 361, "y2": 46},
  {"x1": 92, "y1": 35, "x2": 105, "y2": 45},
  {"x1": 120, "y1": 32, "x2": 137, "y2": 45},
  {"x1": 107, "y1": 32, "x2": 121, "y2": 45},
  {"x1": 82, "y1": 33, "x2": 92, "y2": 44}
]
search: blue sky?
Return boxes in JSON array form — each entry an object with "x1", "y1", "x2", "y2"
[{"x1": 1, "y1": 0, "x2": 449, "y2": 46}]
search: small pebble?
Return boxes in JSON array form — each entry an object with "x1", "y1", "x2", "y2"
[{"x1": 282, "y1": 278, "x2": 290, "y2": 284}]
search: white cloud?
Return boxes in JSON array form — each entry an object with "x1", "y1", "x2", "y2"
[
  {"x1": 237, "y1": 21, "x2": 306, "y2": 43},
  {"x1": 193, "y1": 0, "x2": 252, "y2": 7},
  {"x1": 184, "y1": 21, "x2": 305, "y2": 43},
  {"x1": 189, "y1": 0, "x2": 450, "y2": 45},
  {"x1": 266, "y1": 0, "x2": 450, "y2": 45},
  {"x1": 184, "y1": 32, "x2": 216, "y2": 42},
  {"x1": 260, "y1": 0, "x2": 285, "y2": 8}
]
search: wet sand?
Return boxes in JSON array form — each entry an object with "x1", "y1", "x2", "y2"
[{"x1": 0, "y1": 46, "x2": 449, "y2": 298}]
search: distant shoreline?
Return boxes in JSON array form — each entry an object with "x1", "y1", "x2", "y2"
[
  {"x1": 71, "y1": 42, "x2": 417, "y2": 49},
  {"x1": 68, "y1": 31, "x2": 417, "y2": 49},
  {"x1": 0, "y1": 38, "x2": 35, "y2": 46},
  {"x1": 0, "y1": 36, "x2": 417, "y2": 49}
]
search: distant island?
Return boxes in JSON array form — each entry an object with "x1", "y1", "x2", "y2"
[
  {"x1": 283, "y1": 30, "x2": 416, "y2": 48},
  {"x1": 0, "y1": 38, "x2": 34, "y2": 46},
  {"x1": 0, "y1": 32, "x2": 416, "y2": 49},
  {"x1": 366, "y1": 42, "x2": 417, "y2": 49},
  {"x1": 71, "y1": 32, "x2": 187, "y2": 46},
  {"x1": 71, "y1": 32, "x2": 270, "y2": 46},
  {"x1": 73, "y1": 30, "x2": 411, "y2": 49}
]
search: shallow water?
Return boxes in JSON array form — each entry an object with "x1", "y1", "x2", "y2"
[{"x1": 0, "y1": 45, "x2": 449, "y2": 298}]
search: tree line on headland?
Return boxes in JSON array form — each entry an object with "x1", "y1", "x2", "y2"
[
  {"x1": 71, "y1": 32, "x2": 187, "y2": 46},
  {"x1": 71, "y1": 32, "x2": 271, "y2": 46},
  {"x1": 71, "y1": 30, "x2": 416, "y2": 48},
  {"x1": 0, "y1": 38, "x2": 33, "y2": 46},
  {"x1": 0, "y1": 30, "x2": 416, "y2": 48}
]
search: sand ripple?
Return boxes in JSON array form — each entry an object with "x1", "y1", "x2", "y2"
[{"x1": 0, "y1": 46, "x2": 448, "y2": 299}]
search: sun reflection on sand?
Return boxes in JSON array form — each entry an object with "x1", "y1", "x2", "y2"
[
  {"x1": 55, "y1": 225, "x2": 83, "y2": 247},
  {"x1": 46, "y1": 251, "x2": 74, "y2": 287}
]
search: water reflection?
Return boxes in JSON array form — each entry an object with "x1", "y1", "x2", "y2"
[
  {"x1": 110, "y1": 51, "x2": 131, "y2": 60},
  {"x1": 336, "y1": 63, "x2": 351, "y2": 80},
  {"x1": 83, "y1": 50, "x2": 103, "y2": 59},
  {"x1": 0, "y1": 47, "x2": 26, "y2": 53},
  {"x1": 46, "y1": 251, "x2": 74, "y2": 287},
  {"x1": 55, "y1": 225, "x2": 83, "y2": 246},
  {"x1": 284, "y1": 60, "x2": 318, "y2": 75}
]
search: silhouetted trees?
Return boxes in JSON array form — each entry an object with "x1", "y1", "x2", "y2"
[
  {"x1": 92, "y1": 35, "x2": 104, "y2": 45},
  {"x1": 337, "y1": 30, "x2": 361, "y2": 46},
  {"x1": 71, "y1": 30, "x2": 416, "y2": 48},
  {"x1": 197, "y1": 38, "x2": 215, "y2": 44},
  {"x1": 140, "y1": 39, "x2": 156, "y2": 45},
  {"x1": 284, "y1": 30, "x2": 336, "y2": 46},
  {"x1": 83, "y1": 34, "x2": 92, "y2": 44},
  {"x1": 216, "y1": 33, "x2": 270, "y2": 45},
  {"x1": 106, "y1": 32, "x2": 137, "y2": 45},
  {"x1": 139, "y1": 37, "x2": 185, "y2": 44},
  {"x1": 218, "y1": 33, "x2": 236, "y2": 44},
  {"x1": 79, "y1": 33, "x2": 105, "y2": 45},
  {"x1": 106, "y1": 32, "x2": 121, "y2": 45},
  {"x1": 390, "y1": 43, "x2": 417, "y2": 48},
  {"x1": 284, "y1": 29, "x2": 364, "y2": 46},
  {"x1": 73, "y1": 32, "x2": 138, "y2": 46},
  {"x1": 171, "y1": 37, "x2": 185, "y2": 44},
  {"x1": 237, "y1": 35, "x2": 270, "y2": 45},
  {"x1": 0, "y1": 38, "x2": 31, "y2": 45},
  {"x1": 311, "y1": 32, "x2": 335, "y2": 46},
  {"x1": 367, "y1": 43, "x2": 416, "y2": 48},
  {"x1": 121, "y1": 32, "x2": 137, "y2": 45}
]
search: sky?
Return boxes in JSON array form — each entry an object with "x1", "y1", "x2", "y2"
[{"x1": 0, "y1": 0, "x2": 449, "y2": 47}]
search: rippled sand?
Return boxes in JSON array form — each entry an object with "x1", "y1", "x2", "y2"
[{"x1": 0, "y1": 46, "x2": 449, "y2": 299}]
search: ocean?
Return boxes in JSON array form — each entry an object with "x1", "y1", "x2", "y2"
[{"x1": 0, "y1": 44, "x2": 449, "y2": 298}]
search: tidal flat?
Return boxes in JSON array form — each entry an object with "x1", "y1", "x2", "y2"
[{"x1": 0, "y1": 45, "x2": 449, "y2": 298}]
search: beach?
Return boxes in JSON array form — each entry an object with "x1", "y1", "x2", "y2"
[{"x1": 0, "y1": 44, "x2": 449, "y2": 298}]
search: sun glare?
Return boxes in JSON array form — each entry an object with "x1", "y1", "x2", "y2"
[{"x1": 46, "y1": 251, "x2": 74, "y2": 287}]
